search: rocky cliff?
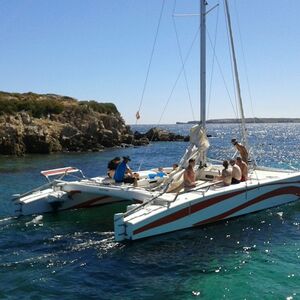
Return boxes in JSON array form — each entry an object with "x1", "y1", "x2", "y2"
[{"x1": 0, "y1": 91, "x2": 141, "y2": 155}]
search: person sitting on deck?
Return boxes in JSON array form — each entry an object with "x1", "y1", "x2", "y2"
[
  {"x1": 183, "y1": 159, "x2": 196, "y2": 189},
  {"x1": 231, "y1": 139, "x2": 249, "y2": 164},
  {"x1": 229, "y1": 159, "x2": 242, "y2": 184},
  {"x1": 219, "y1": 160, "x2": 232, "y2": 186},
  {"x1": 114, "y1": 156, "x2": 138, "y2": 184},
  {"x1": 172, "y1": 163, "x2": 179, "y2": 171},
  {"x1": 236, "y1": 156, "x2": 248, "y2": 182},
  {"x1": 148, "y1": 167, "x2": 167, "y2": 179},
  {"x1": 107, "y1": 156, "x2": 121, "y2": 178},
  {"x1": 156, "y1": 167, "x2": 167, "y2": 177}
]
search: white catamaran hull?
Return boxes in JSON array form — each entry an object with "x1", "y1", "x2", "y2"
[
  {"x1": 12, "y1": 180, "x2": 121, "y2": 216},
  {"x1": 12, "y1": 168, "x2": 165, "y2": 216},
  {"x1": 114, "y1": 169, "x2": 300, "y2": 241},
  {"x1": 12, "y1": 179, "x2": 139, "y2": 216}
]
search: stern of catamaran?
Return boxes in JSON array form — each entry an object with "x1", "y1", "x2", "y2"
[{"x1": 114, "y1": 213, "x2": 125, "y2": 241}]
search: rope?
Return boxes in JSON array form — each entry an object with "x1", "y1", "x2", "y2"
[{"x1": 135, "y1": 0, "x2": 166, "y2": 125}]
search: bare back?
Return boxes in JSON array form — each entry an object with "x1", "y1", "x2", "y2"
[
  {"x1": 237, "y1": 160, "x2": 248, "y2": 180},
  {"x1": 222, "y1": 168, "x2": 232, "y2": 186},
  {"x1": 232, "y1": 164, "x2": 242, "y2": 181},
  {"x1": 236, "y1": 144, "x2": 248, "y2": 164},
  {"x1": 184, "y1": 167, "x2": 196, "y2": 188}
]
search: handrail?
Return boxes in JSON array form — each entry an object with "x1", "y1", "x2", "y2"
[
  {"x1": 12, "y1": 167, "x2": 87, "y2": 200},
  {"x1": 172, "y1": 180, "x2": 223, "y2": 202},
  {"x1": 253, "y1": 165, "x2": 298, "y2": 173},
  {"x1": 117, "y1": 180, "x2": 173, "y2": 221},
  {"x1": 116, "y1": 179, "x2": 224, "y2": 222},
  {"x1": 11, "y1": 181, "x2": 53, "y2": 200}
]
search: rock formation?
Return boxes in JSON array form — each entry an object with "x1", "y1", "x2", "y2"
[
  {"x1": 0, "y1": 91, "x2": 141, "y2": 155},
  {"x1": 134, "y1": 127, "x2": 188, "y2": 142},
  {"x1": 0, "y1": 91, "x2": 187, "y2": 155}
]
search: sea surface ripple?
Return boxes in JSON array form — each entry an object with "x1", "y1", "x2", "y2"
[{"x1": 0, "y1": 123, "x2": 299, "y2": 299}]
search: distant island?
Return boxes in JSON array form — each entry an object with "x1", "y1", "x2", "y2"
[{"x1": 176, "y1": 118, "x2": 300, "y2": 124}]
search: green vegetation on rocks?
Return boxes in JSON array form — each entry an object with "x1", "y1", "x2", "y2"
[
  {"x1": 0, "y1": 91, "x2": 182, "y2": 156},
  {"x1": 79, "y1": 101, "x2": 119, "y2": 115},
  {"x1": 0, "y1": 91, "x2": 119, "y2": 118},
  {"x1": 0, "y1": 91, "x2": 141, "y2": 155}
]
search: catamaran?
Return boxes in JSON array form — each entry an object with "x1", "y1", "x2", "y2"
[
  {"x1": 111, "y1": 0, "x2": 300, "y2": 241},
  {"x1": 12, "y1": 0, "x2": 300, "y2": 241}
]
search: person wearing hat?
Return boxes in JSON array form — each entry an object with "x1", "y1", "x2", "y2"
[
  {"x1": 231, "y1": 138, "x2": 248, "y2": 164},
  {"x1": 113, "y1": 156, "x2": 137, "y2": 184},
  {"x1": 107, "y1": 156, "x2": 121, "y2": 178}
]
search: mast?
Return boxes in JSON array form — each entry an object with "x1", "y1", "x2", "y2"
[
  {"x1": 200, "y1": 0, "x2": 206, "y2": 129},
  {"x1": 224, "y1": 0, "x2": 248, "y2": 150}
]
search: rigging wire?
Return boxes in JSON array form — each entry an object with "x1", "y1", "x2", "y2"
[
  {"x1": 223, "y1": 1, "x2": 243, "y2": 138},
  {"x1": 156, "y1": 26, "x2": 200, "y2": 126},
  {"x1": 207, "y1": 1, "x2": 220, "y2": 120},
  {"x1": 223, "y1": 2, "x2": 239, "y2": 116},
  {"x1": 172, "y1": 0, "x2": 195, "y2": 122},
  {"x1": 137, "y1": 21, "x2": 200, "y2": 171},
  {"x1": 233, "y1": 0, "x2": 255, "y2": 119},
  {"x1": 135, "y1": 0, "x2": 166, "y2": 124},
  {"x1": 206, "y1": 30, "x2": 238, "y2": 118},
  {"x1": 233, "y1": 0, "x2": 257, "y2": 165}
]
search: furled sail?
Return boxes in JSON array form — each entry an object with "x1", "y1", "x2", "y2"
[
  {"x1": 179, "y1": 124, "x2": 210, "y2": 168},
  {"x1": 163, "y1": 124, "x2": 209, "y2": 193}
]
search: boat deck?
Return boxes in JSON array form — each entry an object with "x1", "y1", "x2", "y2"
[{"x1": 122, "y1": 167, "x2": 300, "y2": 225}]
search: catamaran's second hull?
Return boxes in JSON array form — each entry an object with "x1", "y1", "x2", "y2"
[
  {"x1": 114, "y1": 170, "x2": 300, "y2": 241},
  {"x1": 12, "y1": 187, "x2": 120, "y2": 217},
  {"x1": 12, "y1": 177, "x2": 154, "y2": 217}
]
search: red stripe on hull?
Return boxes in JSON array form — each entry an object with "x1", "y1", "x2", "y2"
[
  {"x1": 194, "y1": 186, "x2": 300, "y2": 226},
  {"x1": 72, "y1": 196, "x2": 111, "y2": 209},
  {"x1": 133, "y1": 185, "x2": 300, "y2": 236},
  {"x1": 68, "y1": 190, "x2": 82, "y2": 196},
  {"x1": 134, "y1": 190, "x2": 245, "y2": 235}
]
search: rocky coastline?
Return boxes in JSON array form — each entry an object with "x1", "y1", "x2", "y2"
[{"x1": 0, "y1": 91, "x2": 187, "y2": 156}]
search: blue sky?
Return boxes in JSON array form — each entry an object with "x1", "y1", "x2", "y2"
[{"x1": 0, "y1": 0, "x2": 299, "y2": 124}]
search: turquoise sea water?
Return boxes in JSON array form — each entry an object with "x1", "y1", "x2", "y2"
[{"x1": 0, "y1": 123, "x2": 299, "y2": 299}]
